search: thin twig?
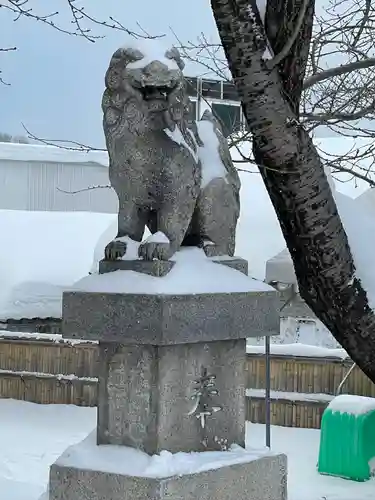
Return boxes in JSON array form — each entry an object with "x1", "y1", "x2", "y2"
[{"x1": 57, "y1": 185, "x2": 111, "y2": 195}]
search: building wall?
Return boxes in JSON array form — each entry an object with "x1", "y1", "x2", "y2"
[
  {"x1": 0, "y1": 159, "x2": 118, "y2": 213},
  {"x1": 280, "y1": 291, "x2": 340, "y2": 348}
]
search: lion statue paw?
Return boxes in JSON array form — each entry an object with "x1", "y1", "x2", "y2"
[
  {"x1": 138, "y1": 241, "x2": 172, "y2": 261},
  {"x1": 104, "y1": 240, "x2": 127, "y2": 260}
]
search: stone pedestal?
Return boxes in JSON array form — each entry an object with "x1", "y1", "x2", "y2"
[
  {"x1": 43, "y1": 256, "x2": 285, "y2": 500},
  {"x1": 61, "y1": 258, "x2": 279, "y2": 455}
]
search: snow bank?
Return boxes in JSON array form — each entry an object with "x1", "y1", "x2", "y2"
[
  {"x1": 335, "y1": 194, "x2": 375, "y2": 310},
  {"x1": 0, "y1": 399, "x2": 96, "y2": 500},
  {"x1": 328, "y1": 394, "x2": 375, "y2": 415},
  {"x1": 73, "y1": 246, "x2": 274, "y2": 295},
  {"x1": 0, "y1": 210, "x2": 114, "y2": 320},
  {"x1": 0, "y1": 142, "x2": 108, "y2": 166},
  {"x1": 57, "y1": 430, "x2": 273, "y2": 479},
  {"x1": 235, "y1": 168, "x2": 286, "y2": 280},
  {"x1": 246, "y1": 342, "x2": 348, "y2": 359}
]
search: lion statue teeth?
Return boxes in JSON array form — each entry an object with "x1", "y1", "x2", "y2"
[{"x1": 102, "y1": 39, "x2": 241, "y2": 264}]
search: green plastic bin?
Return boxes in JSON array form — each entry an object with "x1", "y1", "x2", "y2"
[{"x1": 318, "y1": 395, "x2": 375, "y2": 481}]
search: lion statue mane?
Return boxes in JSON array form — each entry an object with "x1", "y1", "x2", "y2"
[{"x1": 102, "y1": 39, "x2": 241, "y2": 262}]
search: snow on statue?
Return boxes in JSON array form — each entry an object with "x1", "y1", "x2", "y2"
[{"x1": 102, "y1": 39, "x2": 241, "y2": 265}]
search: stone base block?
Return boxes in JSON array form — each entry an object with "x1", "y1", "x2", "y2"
[
  {"x1": 97, "y1": 339, "x2": 245, "y2": 454},
  {"x1": 48, "y1": 448, "x2": 287, "y2": 500}
]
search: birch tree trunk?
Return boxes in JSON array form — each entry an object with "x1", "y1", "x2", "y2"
[{"x1": 211, "y1": 0, "x2": 375, "y2": 383}]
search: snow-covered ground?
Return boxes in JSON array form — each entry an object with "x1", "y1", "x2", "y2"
[
  {"x1": 0, "y1": 210, "x2": 114, "y2": 320},
  {"x1": 0, "y1": 399, "x2": 373, "y2": 500}
]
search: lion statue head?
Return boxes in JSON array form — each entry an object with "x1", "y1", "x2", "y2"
[{"x1": 102, "y1": 40, "x2": 193, "y2": 135}]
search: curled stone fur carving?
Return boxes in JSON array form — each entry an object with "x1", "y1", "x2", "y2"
[{"x1": 102, "y1": 40, "x2": 241, "y2": 263}]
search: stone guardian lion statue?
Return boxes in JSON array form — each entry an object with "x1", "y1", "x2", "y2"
[{"x1": 102, "y1": 40, "x2": 241, "y2": 262}]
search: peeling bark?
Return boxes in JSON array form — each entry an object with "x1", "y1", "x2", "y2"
[{"x1": 211, "y1": 0, "x2": 375, "y2": 383}]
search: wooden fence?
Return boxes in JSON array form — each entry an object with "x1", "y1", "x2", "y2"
[
  {"x1": 0, "y1": 335, "x2": 98, "y2": 407},
  {"x1": 0, "y1": 334, "x2": 374, "y2": 428},
  {"x1": 246, "y1": 353, "x2": 375, "y2": 428}
]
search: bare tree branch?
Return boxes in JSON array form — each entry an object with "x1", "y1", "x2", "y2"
[
  {"x1": 0, "y1": 0, "x2": 162, "y2": 41},
  {"x1": 22, "y1": 123, "x2": 105, "y2": 152},
  {"x1": 304, "y1": 57, "x2": 375, "y2": 89},
  {"x1": 57, "y1": 185, "x2": 111, "y2": 195}
]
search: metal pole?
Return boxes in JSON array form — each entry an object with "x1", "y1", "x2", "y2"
[{"x1": 265, "y1": 335, "x2": 271, "y2": 448}]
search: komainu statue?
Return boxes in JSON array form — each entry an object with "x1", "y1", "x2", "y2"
[{"x1": 102, "y1": 39, "x2": 241, "y2": 262}]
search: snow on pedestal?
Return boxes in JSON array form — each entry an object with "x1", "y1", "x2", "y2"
[
  {"x1": 48, "y1": 431, "x2": 287, "y2": 500},
  {"x1": 55, "y1": 430, "x2": 275, "y2": 479},
  {"x1": 63, "y1": 246, "x2": 280, "y2": 345},
  {"x1": 75, "y1": 247, "x2": 273, "y2": 295}
]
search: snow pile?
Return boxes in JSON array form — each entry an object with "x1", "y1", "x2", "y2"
[
  {"x1": 309, "y1": 170, "x2": 375, "y2": 310},
  {"x1": 0, "y1": 210, "x2": 114, "y2": 320},
  {"x1": 73, "y1": 246, "x2": 274, "y2": 295},
  {"x1": 246, "y1": 342, "x2": 348, "y2": 359},
  {"x1": 0, "y1": 399, "x2": 96, "y2": 500},
  {"x1": 235, "y1": 169, "x2": 286, "y2": 280},
  {"x1": 328, "y1": 395, "x2": 375, "y2": 416},
  {"x1": 57, "y1": 430, "x2": 272, "y2": 479},
  {"x1": 335, "y1": 194, "x2": 375, "y2": 309}
]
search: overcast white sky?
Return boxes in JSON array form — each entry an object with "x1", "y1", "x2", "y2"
[{"x1": 0, "y1": 0, "x2": 220, "y2": 147}]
